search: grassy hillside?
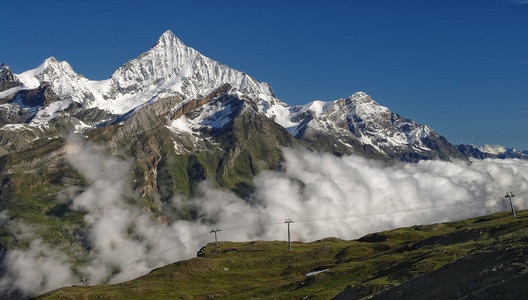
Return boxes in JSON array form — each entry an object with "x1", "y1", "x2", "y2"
[
  {"x1": 0, "y1": 138, "x2": 87, "y2": 254},
  {"x1": 37, "y1": 210, "x2": 528, "y2": 299}
]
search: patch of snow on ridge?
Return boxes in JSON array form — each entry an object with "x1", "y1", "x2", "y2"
[
  {"x1": 201, "y1": 103, "x2": 233, "y2": 129},
  {"x1": 15, "y1": 63, "x2": 45, "y2": 89},
  {"x1": 0, "y1": 86, "x2": 23, "y2": 99},
  {"x1": 0, "y1": 64, "x2": 46, "y2": 99},
  {"x1": 477, "y1": 144, "x2": 508, "y2": 155},
  {"x1": 167, "y1": 116, "x2": 194, "y2": 134},
  {"x1": 408, "y1": 127, "x2": 430, "y2": 145},
  {"x1": 264, "y1": 101, "x2": 299, "y2": 129},
  {"x1": 0, "y1": 123, "x2": 30, "y2": 131},
  {"x1": 74, "y1": 120, "x2": 92, "y2": 133},
  {"x1": 29, "y1": 100, "x2": 73, "y2": 126},
  {"x1": 306, "y1": 269, "x2": 329, "y2": 277},
  {"x1": 359, "y1": 134, "x2": 381, "y2": 151},
  {"x1": 308, "y1": 100, "x2": 332, "y2": 117},
  {"x1": 84, "y1": 79, "x2": 111, "y2": 103},
  {"x1": 166, "y1": 97, "x2": 234, "y2": 135}
]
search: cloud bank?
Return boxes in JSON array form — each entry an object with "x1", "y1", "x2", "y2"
[
  {"x1": 177, "y1": 148, "x2": 527, "y2": 243},
  {"x1": 1, "y1": 140, "x2": 527, "y2": 297}
]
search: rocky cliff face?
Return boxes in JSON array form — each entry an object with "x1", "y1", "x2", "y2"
[
  {"x1": 89, "y1": 84, "x2": 298, "y2": 202},
  {"x1": 0, "y1": 64, "x2": 22, "y2": 92}
]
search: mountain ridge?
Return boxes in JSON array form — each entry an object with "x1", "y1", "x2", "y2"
[{"x1": 0, "y1": 30, "x2": 498, "y2": 162}]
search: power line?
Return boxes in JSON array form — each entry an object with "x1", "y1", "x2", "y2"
[
  {"x1": 294, "y1": 192, "x2": 526, "y2": 224},
  {"x1": 133, "y1": 191, "x2": 528, "y2": 258},
  {"x1": 120, "y1": 231, "x2": 210, "y2": 269},
  {"x1": 78, "y1": 231, "x2": 211, "y2": 283},
  {"x1": 76, "y1": 190, "x2": 526, "y2": 284},
  {"x1": 119, "y1": 191, "x2": 527, "y2": 264},
  {"x1": 220, "y1": 220, "x2": 285, "y2": 232}
]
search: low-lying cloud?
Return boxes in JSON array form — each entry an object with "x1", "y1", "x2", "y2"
[
  {"x1": 176, "y1": 148, "x2": 527, "y2": 243},
  {"x1": 1, "y1": 139, "x2": 527, "y2": 297}
]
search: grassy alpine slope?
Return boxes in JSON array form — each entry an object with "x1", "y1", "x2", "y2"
[{"x1": 38, "y1": 210, "x2": 528, "y2": 299}]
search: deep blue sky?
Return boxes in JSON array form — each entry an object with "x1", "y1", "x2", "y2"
[{"x1": 1, "y1": 0, "x2": 527, "y2": 149}]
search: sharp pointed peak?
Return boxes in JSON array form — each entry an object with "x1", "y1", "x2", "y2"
[
  {"x1": 161, "y1": 29, "x2": 175, "y2": 38},
  {"x1": 349, "y1": 91, "x2": 368, "y2": 98},
  {"x1": 43, "y1": 56, "x2": 57, "y2": 63},
  {"x1": 42, "y1": 56, "x2": 67, "y2": 67},
  {"x1": 344, "y1": 91, "x2": 374, "y2": 104},
  {"x1": 43, "y1": 56, "x2": 72, "y2": 67},
  {"x1": 30, "y1": 56, "x2": 75, "y2": 76},
  {"x1": 155, "y1": 29, "x2": 185, "y2": 47}
]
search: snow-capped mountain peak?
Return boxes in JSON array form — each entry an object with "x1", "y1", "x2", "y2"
[
  {"x1": 346, "y1": 91, "x2": 370, "y2": 102},
  {"x1": 0, "y1": 56, "x2": 98, "y2": 114},
  {"x1": 281, "y1": 90, "x2": 453, "y2": 160},
  {"x1": 94, "y1": 30, "x2": 278, "y2": 115},
  {"x1": 33, "y1": 57, "x2": 78, "y2": 83},
  {"x1": 155, "y1": 30, "x2": 185, "y2": 48},
  {"x1": 107, "y1": 30, "x2": 199, "y2": 96},
  {"x1": 22, "y1": 57, "x2": 72, "y2": 79},
  {"x1": 14, "y1": 57, "x2": 55, "y2": 89},
  {"x1": 2, "y1": 31, "x2": 283, "y2": 122}
]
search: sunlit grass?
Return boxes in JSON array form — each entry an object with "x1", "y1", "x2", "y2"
[{"x1": 38, "y1": 210, "x2": 528, "y2": 299}]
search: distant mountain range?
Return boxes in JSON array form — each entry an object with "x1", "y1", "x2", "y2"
[
  {"x1": 458, "y1": 143, "x2": 528, "y2": 159},
  {"x1": 2, "y1": 30, "x2": 524, "y2": 162}
]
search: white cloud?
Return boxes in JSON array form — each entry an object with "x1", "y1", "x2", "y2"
[
  {"x1": 187, "y1": 148, "x2": 528, "y2": 242},
  {"x1": 65, "y1": 136, "x2": 211, "y2": 284},
  {"x1": 0, "y1": 227, "x2": 73, "y2": 297},
  {"x1": 2, "y1": 141, "x2": 528, "y2": 297}
]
